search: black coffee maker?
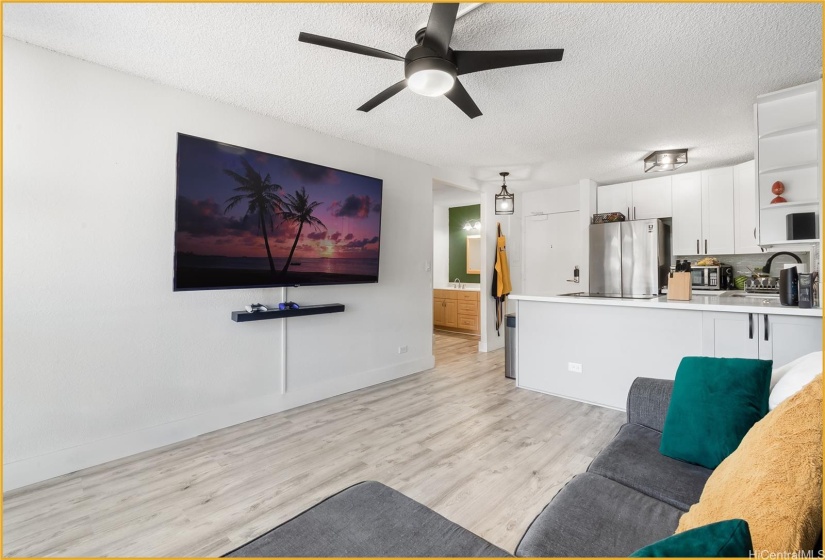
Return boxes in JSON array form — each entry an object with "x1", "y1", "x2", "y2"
[{"x1": 779, "y1": 266, "x2": 799, "y2": 306}]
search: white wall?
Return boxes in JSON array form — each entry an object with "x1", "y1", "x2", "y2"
[
  {"x1": 2, "y1": 39, "x2": 435, "y2": 490},
  {"x1": 520, "y1": 184, "x2": 580, "y2": 215},
  {"x1": 433, "y1": 205, "x2": 449, "y2": 288}
]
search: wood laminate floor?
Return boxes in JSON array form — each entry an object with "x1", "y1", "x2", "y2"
[{"x1": 3, "y1": 333, "x2": 624, "y2": 557}]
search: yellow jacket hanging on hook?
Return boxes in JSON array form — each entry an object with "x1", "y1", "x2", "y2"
[{"x1": 492, "y1": 222, "x2": 512, "y2": 335}]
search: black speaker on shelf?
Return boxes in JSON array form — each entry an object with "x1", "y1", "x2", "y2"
[{"x1": 786, "y1": 212, "x2": 816, "y2": 241}]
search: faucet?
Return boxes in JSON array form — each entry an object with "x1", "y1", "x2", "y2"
[
  {"x1": 453, "y1": 277, "x2": 463, "y2": 289},
  {"x1": 762, "y1": 251, "x2": 802, "y2": 276}
]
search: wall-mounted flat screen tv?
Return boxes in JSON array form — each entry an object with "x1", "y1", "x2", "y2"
[{"x1": 174, "y1": 133, "x2": 383, "y2": 291}]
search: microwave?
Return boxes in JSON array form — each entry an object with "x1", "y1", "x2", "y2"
[{"x1": 689, "y1": 265, "x2": 733, "y2": 290}]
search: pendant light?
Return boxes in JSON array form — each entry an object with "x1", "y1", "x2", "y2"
[{"x1": 495, "y1": 172, "x2": 514, "y2": 215}]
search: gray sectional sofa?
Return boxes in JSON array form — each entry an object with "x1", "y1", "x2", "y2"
[{"x1": 226, "y1": 377, "x2": 710, "y2": 557}]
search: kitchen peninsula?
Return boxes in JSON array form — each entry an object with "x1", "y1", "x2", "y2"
[{"x1": 509, "y1": 293, "x2": 822, "y2": 410}]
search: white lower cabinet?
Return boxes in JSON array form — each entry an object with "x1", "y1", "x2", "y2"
[
  {"x1": 759, "y1": 314, "x2": 823, "y2": 365},
  {"x1": 702, "y1": 312, "x2": 821, "y2": 365}
]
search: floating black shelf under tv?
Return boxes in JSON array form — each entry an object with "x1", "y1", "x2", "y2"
[{"x1": 231, "y1": 304, "x2": 345, "y2": 322}]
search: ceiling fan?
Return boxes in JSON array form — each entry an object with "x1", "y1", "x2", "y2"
[{"x1": 298, "y1": 3, "x2": 564, "y2": 119}]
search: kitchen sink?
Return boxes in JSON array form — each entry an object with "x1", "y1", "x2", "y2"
[{"x1": 722, "y1": 291, "x2": 780, "y2": 299}]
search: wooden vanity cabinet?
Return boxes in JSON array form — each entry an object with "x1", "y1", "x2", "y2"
[{"x1": 433, "y1": 289, "x2": 480, "y2": 334}]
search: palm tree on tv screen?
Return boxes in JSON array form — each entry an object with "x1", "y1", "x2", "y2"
[
  {"x1": 223, "y1": 158, "x2": 283, "y2": 274},
  {"x1": 280, "y1": 186, "x2": 327, "y2": 273}
]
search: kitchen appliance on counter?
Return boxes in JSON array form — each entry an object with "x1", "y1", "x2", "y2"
[
  {"x1": 798, "y1": 272, "x2": 818, "y2": 309},
  {"x1": 589, "y1": 219, "x2": 670, "y2": 298},
  {"x1": 688, "y1": 265, "x2": 733, "y2": 291},
  {"x1": 779, "y1": 266, "x2": 799, "y2": 306}
]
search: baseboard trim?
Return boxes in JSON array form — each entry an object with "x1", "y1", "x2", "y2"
[
  {"x1": 516, "y1": 383, "x2": 625, "y2": 413},
  {"x1": 3, "y1": 355, "x2": 435, "y2": 492}
]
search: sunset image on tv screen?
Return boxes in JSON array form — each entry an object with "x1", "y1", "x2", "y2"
[{"x1": 174, "y1": 134, "x2": 383, "y2": 290}]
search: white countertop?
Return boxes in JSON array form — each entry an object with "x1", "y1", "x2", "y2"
[
  {"x1": 510, "y1": 292, "x2": 823, "y2": 317},
  {"x1": 434, "y1": 284, "x2": 481, "y2": 291}
]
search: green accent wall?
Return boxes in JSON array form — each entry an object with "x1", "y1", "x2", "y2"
[{"x1": 448, "y1": 204, "x2": 481, "y2": 283}]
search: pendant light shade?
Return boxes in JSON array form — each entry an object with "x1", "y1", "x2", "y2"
[
  {"x1": 495, "y1": 172, "x2": 514, "y2": 215},
  {"x1": 644, "y1": 149, "x2": 688, "y2": 173}
]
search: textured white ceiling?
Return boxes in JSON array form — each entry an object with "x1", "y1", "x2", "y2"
[{"x1": 3, "y1": 3, "x2": 822, "y2": 189}]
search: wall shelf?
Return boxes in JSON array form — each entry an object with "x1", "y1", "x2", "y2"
[
  {"x1": 758, "y1": 122, "x2": 817, "y2": 140},
  {"x1": 760, "y1": 239, "x2": 820, "y2": 247},
  {"x1": 231, "y1": 304, "x2": 345, "y2": 322},
  {"x1": 760, "y1": 200, "x2": 820, "y2": 211},
  {"x1": 758, "y1": 162, "x2": 818, "y2": 175}
]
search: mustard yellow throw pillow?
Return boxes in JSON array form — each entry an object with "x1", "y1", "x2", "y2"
[{"x1": 676, "y1": 375, "x2": 822, "y2": 554}]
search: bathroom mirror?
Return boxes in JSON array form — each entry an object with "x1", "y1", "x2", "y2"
[{"x1": 466, "y1": 235, "x2": 481, "y2": 274}]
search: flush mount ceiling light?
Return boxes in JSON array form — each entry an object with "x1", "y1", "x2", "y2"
[
  {"x1": 644, "y1": 149, "x2": 688, "y2": 173},
  {"x1": 495, "y1": 172, "x2": 514, "y2": 215}
]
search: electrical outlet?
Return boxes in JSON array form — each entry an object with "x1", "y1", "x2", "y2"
[
  {"x1": 398, "y1": 346, "x2": 408, "y2": 354},
  {"x1": 568, "y1": 362, "x2": 582, "y2": 373}
]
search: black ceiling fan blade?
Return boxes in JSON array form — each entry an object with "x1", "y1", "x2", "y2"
[
  {"x1": 422, "y1": 3, "x2": 459, "y2": 58},
  {"x1": 357, "y1": 80, "x2": 408, "y2": 112},
  {"x1": 299, "y1": 32, "x2": 404, "y2": 62},
  {"x1": 444, "y1": 78, "x2": 482, "y2": 119},
  {"x1": 454, "y1": 49, "x2": 564, "y2": 75}
]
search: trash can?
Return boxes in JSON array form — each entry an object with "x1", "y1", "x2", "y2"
[{"x1": 504, "y1": 313, "x2": 516, "y2": 379}]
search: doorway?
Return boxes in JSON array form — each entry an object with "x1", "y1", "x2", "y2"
[{"x1": 433, "y1": 180, "x2": 482, "y2": 341}]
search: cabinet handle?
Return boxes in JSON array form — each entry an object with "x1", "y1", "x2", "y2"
[
  {"x1": 704, "y1": 239, "x2": 708, "y2": 254},
  {"x1": 753, "y1": 227, "x2": 757, "y2": 240},
  {"x1": 764, "y1": 314, "x2": 769, "y2": 341},
  {"x1": 696, "y1": 240, "x2": 700, "y2": 254},
  {"x1": 748, "y1": 313, "x2": 753, "y2": 339},
  {"x1": 627, "y1": 207, "x2": 630, "y2": 220},
  {"x1": 633, "y1": 206, "x2": 636, "y2": 220}
]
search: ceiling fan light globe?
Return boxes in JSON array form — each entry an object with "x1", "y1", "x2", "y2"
[{"x1": 408, "y1": 69, "x2": 455, "y2": 97}]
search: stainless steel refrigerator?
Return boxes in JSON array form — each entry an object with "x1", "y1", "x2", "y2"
[{"x1": 589, "y1": 219, "x2": 670, "y2": 298}]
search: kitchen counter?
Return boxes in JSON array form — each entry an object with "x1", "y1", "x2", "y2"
[
  {"x1": 509, "y1": 292, "x2": 822, "y2": 317},
  {"x1": 434, "y1": 283, "x2": 481, "y2": 291},
  {"x1": 511, "y1": 294, "x2": 822, "y2": 410}
]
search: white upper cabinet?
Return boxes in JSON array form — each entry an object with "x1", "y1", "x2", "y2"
[
  {"x1": 755, "y1": 80, "x2": 822, "y2": 246},
  {"x1": 631, "y1": 176, "x2": 672, "y2": 220},
  {"x1": 733, "y1": 160, "x2": 762, "y2": 254},
  {"x1": 672, "y1": 168, "x2": 734, "y2": 256},
  {"x1": 701, "y1": 167, "x2": 736, "y2": 255},
  {"x1": 672, "y1": 172, "x2": 703, "y2": 256},
  {"x1": 596, "y1": 182, "x2": 632, "y2": 216},
  {"x1": 597, "y1": 178, "x2": 671, "y2": 220}
]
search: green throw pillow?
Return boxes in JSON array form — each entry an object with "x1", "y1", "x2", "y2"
[
  {"x1": 659, "y1": 356, "x2": 772, "y2": 469},
  {"x1": 630, "y1": 519, "x2": 753, "y2": 557}
]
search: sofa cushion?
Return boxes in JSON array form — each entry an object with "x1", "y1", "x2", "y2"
[
  {"x1": 224, "y1": 481, "x2": 510, "y2": 557},
  {"x1": 630, "y1": 519, "x2": 753, "y2": 557},
  {"x1": 677, "y1": 376, "x2": 822, "y2": 554},
  {"x1": 660, "y1": 356, "x2": 772, "y2": 469},
  {"x1": 588, "y1": 423, "x2": 712, "y2": 511},
  {"x1": 514, "y1": 473, "x2": 683, "y2": 557}
]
